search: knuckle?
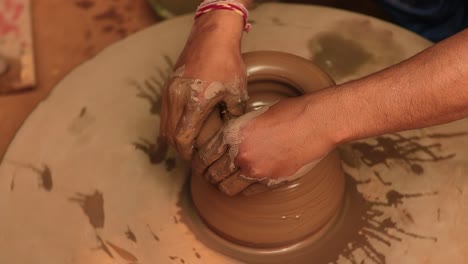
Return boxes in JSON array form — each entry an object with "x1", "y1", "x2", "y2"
[
  {"x1": 234, "y1": 150, "x2": 249, "y2": 167},
  {"x1": 218, "y1": 183, "x2": 232, "y2": 196},
  {"x1": 174, "y1": 131, "x2": 191, "y2": 147},
  {"x1": 203, "y1": 170, "x2": 211, "y2": 182},
  {"x1": 198, "y1": 148, "x2": 211, "y2": 166},
  {"x1": 175, "y1": 137, "x2": 193, "y2": 159},
  {"x1": 207, "y1": 167, "x2": 220, "y2": 183},
  {"x1": 243, "y1": 165, "x2": 264, "y2": 180}
]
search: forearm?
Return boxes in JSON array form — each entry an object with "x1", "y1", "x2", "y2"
[
  {"x1": 195, "y1": 11, "x2": 244, "y2": 42},
  {"x1": 305, "y1": 29, "x2": 468, "y2": 145},
  {"x1": 176, "y1": 4, "x2": 249, "y2": 70}
]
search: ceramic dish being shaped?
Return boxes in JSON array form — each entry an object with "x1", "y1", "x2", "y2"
[{"x1": 191, "y1": 51, "x2": 346, "y2": 249}]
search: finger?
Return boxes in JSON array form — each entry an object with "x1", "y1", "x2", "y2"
[
  {"x1": 149, "y1": 136, "x2": 169, "y2": 164},
  {"x1": 196, "y1": 108, "x2": 223, "y2": 148},
  {"x1": 159, "y1": 80, "x2": 172, "y2": 142},
  {"x1": 241, "y1": 182, "x2": 288, "y2": 197},
  {"x1": 159, "y1": 83, "x2": 168, "y2": 136},
  {"x1": 191, "y1": 129, "x2": 227, "y2": 178},
  {"x1": 165, "y1": 79, "x2": 191, "y2": 148},
  {"x1": 206, "y1": 154, "x2": 238, "y2": 184},
  {"x1": 174, "y1": 91, "x2": 225, "y2": 161},
  {"x1": 224, "y1": 92, "x2": 247, "y2": 119},
  {"x1": 191, "y1": 150, "x2": 205, "y2": 178},
  {"x1": 218, "y1": 171, "x2": 256, "y2": 196}
]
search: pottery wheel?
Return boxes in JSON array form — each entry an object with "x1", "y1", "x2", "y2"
[{"x1": 1, "y1": 3, "x2": 467, "y2": 264}]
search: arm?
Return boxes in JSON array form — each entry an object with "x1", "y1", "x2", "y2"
[
  {"x1": 313, "y1": 29, "x2": 468, "y2": 145},
  {"x1": 160, "y1": 0, "x2": 252, "y2": 160},
  {"x1": 195, "y1": 29, "x2": 468, "y2": 196}
]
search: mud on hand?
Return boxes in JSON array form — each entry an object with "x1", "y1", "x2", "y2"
[
  {"x1": 192, "y1": 106, "x2": 283, "y2": 196},
  {"x1": 159, "y1": 72, "x2": 248, "y2": 161},
  {"x1": 192, "y1": 102, "x2": 328, "y2": 196}
]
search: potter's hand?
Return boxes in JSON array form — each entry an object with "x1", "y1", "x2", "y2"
[
  {"x1": 160, "y1": 11, "x2": 248, "y2": 160},
  {"x1": 196, "y1": 29, "x2": 468, "y2": 195},
  {"x1": 192, "y1": 95, "x2": 339, "y2": 196}
]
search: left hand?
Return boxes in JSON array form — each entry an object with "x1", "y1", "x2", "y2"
[
  {"x1": 192, "y1": 93, "x2": 339, "y2": 196},
  {"x1": 159, "y1": 11, "x2": 247, "y2": 161}
]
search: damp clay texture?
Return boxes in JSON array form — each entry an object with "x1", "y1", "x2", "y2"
[{"x1": 191, "y1": 51, "x2": 346, "y2": 249}]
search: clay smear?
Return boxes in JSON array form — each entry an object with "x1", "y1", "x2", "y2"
[
  {"x1": 69, "y1": 190, "x2": 105, "y2": 229},
  {"x1": 6, "y1": 161, "x2": 53, "y2": 191},
  {"x1": 106, "y1": 241, "x2": 138, "y2": 262},
  {"x1": 171, "y1": 65, "x2": 185, "y2": 78},
  {"x1": 241, "y1": 155, "x2": 327, "y2": 186},
  {"x1": 125, "y1": 226, "x2": 137, "y2": 243},
  {"x1": 170, "y1": 75, "x2": 247, "y2": 107},
  {"x1": 209, "y1": 105, "x2": 270, "y2": 171}
]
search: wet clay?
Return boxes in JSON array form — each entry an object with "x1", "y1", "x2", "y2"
[
  {"x1": 191, "y1": 51, "x2": 345, "y2": 248},
  {"x1": 309, "y1": 19, "x2": 407, "y2": 84},
  {"x1": 69, "y1": 190, "x2": 105, "y2": 229}
]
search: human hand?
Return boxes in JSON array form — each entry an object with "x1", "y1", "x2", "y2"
[
  {"x1": 160, "y1": 11, "x2": 248, "y2": 160},
  {"x1": 192, "y1": 94, "x2": 339, "y2": 196}
]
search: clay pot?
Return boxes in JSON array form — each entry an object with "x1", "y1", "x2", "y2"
[{"x1": 191, "y1": 51, "x2": 345, "y2": 248}]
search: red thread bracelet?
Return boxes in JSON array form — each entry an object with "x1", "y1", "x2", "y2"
[{"x1": 195, "y1": 0, "x2": 252, "y2": 32}]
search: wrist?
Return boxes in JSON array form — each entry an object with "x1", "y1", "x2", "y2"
[
  {"x1": 308, "y1": 81, "x2": 383, "y2": 146},
  {"x1": 198, "y1": 0, "x2": 252, "y2": 7},
  {"x1": 193, "y1": 0, "x2": 252, "y2": 35},
  {"x1": 194, "y1": 9, "x2": 244, "y2": 30},
  {"x1": 301, "y1": 88, "x2": 353, "y2": 147},
  {"x1": 191, "y1": 10, "x2": 245, "y2": 46}
]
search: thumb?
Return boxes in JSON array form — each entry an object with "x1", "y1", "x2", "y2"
[
  {"x1": 224, "y1": 92, "x2": 247, "y2": 119},
  {"x1": 224, "y1": 75, "x2": 248, "y2": 118}
]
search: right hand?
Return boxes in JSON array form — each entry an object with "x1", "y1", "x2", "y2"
[
  {"x1": 160, "y1": 11, "x2": 248, "y2": 160},
  {"x1": 192, "y1": 94, "x2": 339, "y2": 196}
]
